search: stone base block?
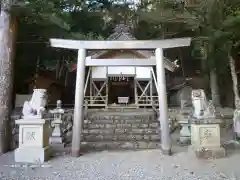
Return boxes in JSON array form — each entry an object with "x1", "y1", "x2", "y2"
[
  {"x1": 49, "y1": 136, "x2": 64, "y2": 144},
  {"x1": 179, "y1": 137, "x2": 191, "y2": 146},
  {"x1": 179, "y1": 124, "x2": 191, "y2": 144},
  {"x1": 15, "y1": 146, "x2": 51, "y2": 163},
  {"x1": 50, "y1": 143, "x2": 66, "y2": 152},
  {"x1": 193, "y1": 147, "x2": 226, "y2": 159}
]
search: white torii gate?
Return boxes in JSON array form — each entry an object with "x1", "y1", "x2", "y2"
[{"x1": 50, "y1": 37, "x2": 191, "y2": 157}]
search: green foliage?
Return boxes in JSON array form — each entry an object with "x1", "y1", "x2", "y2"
[
  {"x1": 5, "y1": 0, "x2": 240, "y2": 94},
  {"x1": 178, "y1": 0, "x2": 240, "y2": 73}
]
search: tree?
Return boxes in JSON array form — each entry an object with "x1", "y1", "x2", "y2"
[
  {"x1": 186, "y1": 0, "x2": 240, "y2": 108},
  {"x1": 135, "y1": 0, "x2": 188, "y2": 39},
  {"x1": 220, "y1": 4, "x2": 240, "y2": 108},
  {"x1": 0, "y1": 0, "x2": 16, "y2": 154},
  {"x1": 0, "y1": 0, "x2": 107, "y2": 153}
]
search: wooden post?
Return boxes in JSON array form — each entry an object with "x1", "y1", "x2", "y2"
[
  {"x1": 105, "y1": 79, "x2": 108, "y2": 108},
  {"x1": 155, "y1": 48, "x2": 171, "y2": 155},
  {"x1": 71, "y1": 49, "x2": 86, "y2": 157},
  {"x1": 150, "y1": 77, "x2": 153, "y2": 106},
  {"x1": 134, "y1": 78, "x2": 138, "y2": 107},
  {"x1": 90, "y1": 68, "x2": 93, "y2": 105}
]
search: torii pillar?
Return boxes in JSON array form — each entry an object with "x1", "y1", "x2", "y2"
[{"x1": 50, "y1": 38, "x2": 191, "y2": 156}]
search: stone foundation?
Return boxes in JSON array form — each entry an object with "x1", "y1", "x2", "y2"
[
  {"x1": 194, "y1": 147, "x2": 226, "y2": 159},
  {"x1": 190, "y1": 119, "x2": 226, "y2": 159},
  {"x1": 15, "y1": 146, "x2": 51, "y2": 163}
]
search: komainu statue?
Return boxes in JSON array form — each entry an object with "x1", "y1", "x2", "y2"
[
  {"x1": 22, "y1": 89, "x2": 48, "y2": 119},
  {"x1": 191, "y1": 89, "x2": 215, "y2": 119}
]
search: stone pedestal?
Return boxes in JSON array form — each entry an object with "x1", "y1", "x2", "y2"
[
  {"x1": 49, "y1": 101, "x2": 65, "y2": 151},
  {"x1": 176, "y1": 109, "x2": 191, "y2": 145},
  {"x1": 179, "y1": 121, "x2": 191, "y2": 144},
  {"x1": 14, "y1": 119, "x2": 51, "y2": 163},
  {"x1": 49, "y1": 119, "x2": 65, "y2": 150},
  {"x1": 190, "y1": 119, "x2": 226, "y2": 158}
]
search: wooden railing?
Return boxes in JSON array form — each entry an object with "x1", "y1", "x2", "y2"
[
  {"x1": 84, "y1": 95, "x2": 159, "y2": 107},
  {"x1": 84, "y1": 96, "x2": 107, "y2": 106},
  {"x1": 136, "y1": 96, "x2": 158, "y2": 106}
]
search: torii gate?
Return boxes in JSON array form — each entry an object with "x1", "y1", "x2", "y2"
[{"x1": 50, "y1": 38, "x2": 191, "y2": 157}]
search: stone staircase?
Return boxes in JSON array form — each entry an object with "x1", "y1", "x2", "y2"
[{"x1": 81, "y1": 109, "x2": 161, "y2": 150}]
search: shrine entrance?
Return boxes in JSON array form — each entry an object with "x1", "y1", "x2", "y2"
[
  {"x1": 108, "y1": 76, "x2": 135, "y2": 105},
  {"x1": 49, "y1": 37, "x2": 191, "y2": 157}
]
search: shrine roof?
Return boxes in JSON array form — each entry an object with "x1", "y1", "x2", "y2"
[{"x1": 88, "y1": 23, "x2": 178, "y2": 72}]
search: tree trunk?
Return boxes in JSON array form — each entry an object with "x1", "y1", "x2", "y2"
[
  {"x1": 229, "y1": 54, "x2": 240, "y2": 108},
  {"x1": 0, "y1": 1, "x2": 16, "y2": 154},
  {"x1": 210, "y1": 69, "x2": 221, "y2": 106}
]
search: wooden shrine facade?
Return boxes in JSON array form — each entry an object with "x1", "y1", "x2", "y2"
[
  {"x1": 69, "y1": 25, "x2": 179, "y2": 108},
  {"x1": 82, "y1": 55, "x2": 174, "y2": 108}
]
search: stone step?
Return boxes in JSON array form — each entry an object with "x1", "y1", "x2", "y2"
[
  {"x1": 80, "y1": 141, "x2": 161, "y2": 150},
  {"x1": 83, "y1": 121, "x2": 160, "y2": 129},
  {"x1": 88, "y1": 112, "x2": 156, "y2": 116},
  {"x1": 84, "y1": 119, "x2": 159, "y2": 124},
  {"x1": 82, "y1": 128, "x2": 160, "y2": 135},
  {"x1": 82, "y1": 133, "x2": 160, "y2": 141},
  {"x1": 82, "y1": 109, "x2": 160, "y2": 151},
  {"x1": 87, "y1": 113, "x2": 156, "y2": 121}
]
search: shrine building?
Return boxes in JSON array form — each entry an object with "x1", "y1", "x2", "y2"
[{"x1": 70, "y1": 24, "x2": 178, "y2": 108}]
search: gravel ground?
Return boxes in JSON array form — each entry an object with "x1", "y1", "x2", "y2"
[
  {"x1": 0, "y1": 128, "x2": 236, "y2": 180},
  {"x1": 1, "y1": 147, "x2": 240, "y2": 180}
]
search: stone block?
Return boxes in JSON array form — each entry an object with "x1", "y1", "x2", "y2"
[
  {"x1": 88, "y1": 129, "x2": 100, "y2": 134},
  {"x1": 148, "y1": 142, "x2": 160, "y2": 149},
  {"x1": 120, "y1": 142, "x2": 134, "y2": 149},
  {"x1": 150, "y1": 135, "x2": 160, "y2": 141},
  {"x1": 114, "y1": 119, "x2": 125, "y2": 124},
  {"x1": 139, "y1": 124, "x2": 149, "y2": 128},
  {"x1": 137, "y1": 142, "x2": 148, "y2": 149},
  {"x1": 115, "y1": 129, "x2": 125, "y2": 134},
  {"x1": 14, "y1": 119, "x2": 51, "y2": 163},
  {"x1": 145, "y1": 129, "x2": 158, "y2": 134},
  {"x1": 132, "y1": 129, "x2": 144, "y2": 134},
  {"x1": 49, "y1": 136, "x2": 64, "y2": 145},
  {"x1": 15, "y1": 146, "x2": 51, "y2": 163},
  {"x1": 50, "y1": 143, "x2": 66, "y2": 152},
  {"x1": 132, "y1": 124, "x2": 140, "y2": 128},
  {"x1": 118, "y1": 135, "x2": 127, "y2": 141},
  {"x1": 88, "y1": 124, "x2": 104, "y2": 129},
  {"x1": 134, "y1": 135, "x2": 143, "y2": 140},
  {"x1": 105, "y1": 124, "x2": 117, "y2": 128},
  {"x1": 134, "y1": 119, "x2": 142, "y2": 123},
  {"x1": 149, "y1": 123, "x2": 159, "y2": 128},
  {"x1": 179, "y1": 123, "x2": 191, "y2": 144},
  {"x1": 194, "y1": 147, "x2": 226, "y2": 159},
  {"x1": 191, "y1": 123, "x2": 226, "y2": 159},
  {"x1": 143, "y1": 135, "x2": 150, "y2": 140},
  {"x1": 100, "y1": 129, "x2": 114, "y2": 134},
  {"x1": 106, "y1": 142, "x2": 119, "y2": 149},
  {"x1": 103, "y1": 135, "x2": 115, "y2": 141},
  {"x1": 116, "y1": 124, "x2": 131, "y2": 128},
  {"x1": 125, "y1": 120, "x2": 135, "y2": 123},
  {"x1": 191, "y1": 123, "x2": 220, "y2": 148}
]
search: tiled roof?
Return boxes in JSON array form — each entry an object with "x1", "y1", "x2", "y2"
[{"x1": 76, "y1": 24, "x2": 177, "y2": 72}]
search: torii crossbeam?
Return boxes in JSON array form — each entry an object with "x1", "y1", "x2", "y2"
[{"x1": 49, "y1": 37, "x2": 191, "y2": 157}]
